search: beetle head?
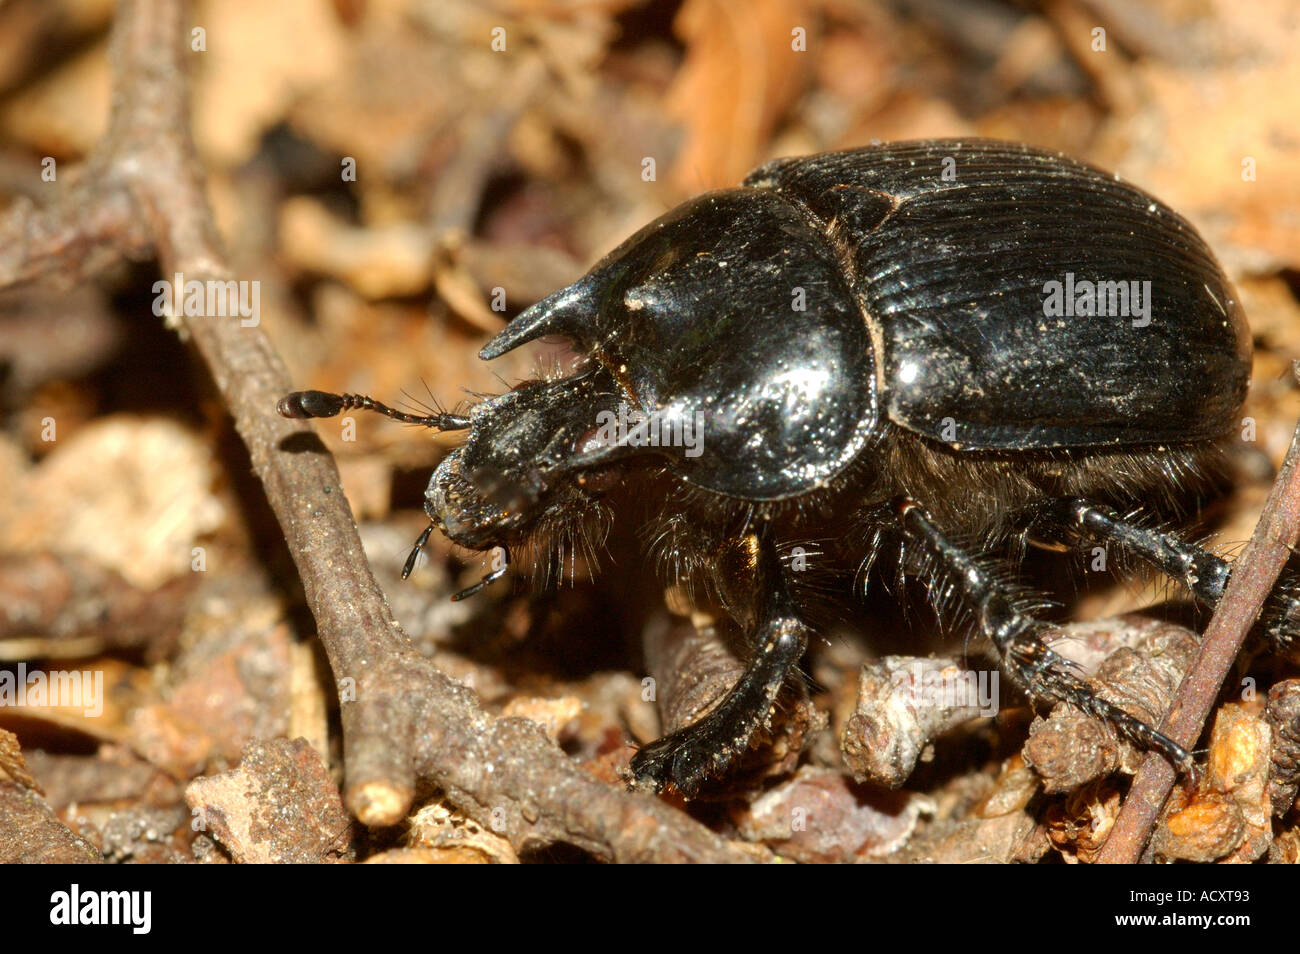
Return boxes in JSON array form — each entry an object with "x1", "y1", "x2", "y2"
[{"x1": 426, "y1": 366, "x2": 626, "y2": 551}]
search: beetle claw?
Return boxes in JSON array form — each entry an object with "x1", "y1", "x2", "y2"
[{"x1": 450, "y1": 548, "x2": 510, "y2": 601}]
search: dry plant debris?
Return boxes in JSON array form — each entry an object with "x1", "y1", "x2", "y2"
[{"x1": 185, "y1": 737, "x2": 354, "y2": 864}]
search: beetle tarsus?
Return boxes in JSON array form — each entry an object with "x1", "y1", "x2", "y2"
[
  {"x1": 450, "y1": 548, "x2": 510, "y2": 601},
  {"x1": 895, "y1": 496, "x2": 1197, "y2": 774}
]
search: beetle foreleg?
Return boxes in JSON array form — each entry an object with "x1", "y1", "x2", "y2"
[
  {"x1": 628, "y1": 534, "x2": 809, "y2": 796},
  {"x1": 892, "y1": 496, "x2": 1196, "y2": 774}
]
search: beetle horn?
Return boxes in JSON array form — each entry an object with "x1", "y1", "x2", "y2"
[{"x1": 479, "y1": 282, "x2": 597, "y2": 360}]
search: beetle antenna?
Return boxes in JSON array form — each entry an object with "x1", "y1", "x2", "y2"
[
  {"x1": 278, "y1": 390, "x2": 471, "y2": 430},
  {"x1": 451, "y1": 547, "x2": 510, "y2": 601}
]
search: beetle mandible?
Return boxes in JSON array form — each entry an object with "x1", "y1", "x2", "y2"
[{"x1": 280, "y1": 139, "x2": 1289, "y2": 796}]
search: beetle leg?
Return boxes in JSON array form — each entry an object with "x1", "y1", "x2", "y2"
[
  {"x1": 1023, "y1": 498, "x2": 1230, "y2": 603},
  {"x1": 628, "y1": 533, "x2": 809, "y2": 796},
  {"x1": 892, "y1": 496, "x2": 1196, "y2": 773},
  {"x1": 450, "y1": 548, "x2": 510, "y2": 601},
  {"x1": 1025, "y1": 497, "x2": 1297, "y2": 651}
]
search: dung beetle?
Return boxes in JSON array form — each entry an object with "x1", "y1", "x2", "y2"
[{"x1": 280, "y1": 138, "x2": 1289, "y2": 796}]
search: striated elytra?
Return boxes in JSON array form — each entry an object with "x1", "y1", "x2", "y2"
[{"x1": 282, "y1": 139, "x2": 1276, "y2": 797}]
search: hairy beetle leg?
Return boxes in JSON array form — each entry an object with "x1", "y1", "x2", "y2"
[
  {"x1": 629, "y1": 537, "x2": 809, "y2": 797},
  {"x1": 1026, "y1": 497, "x2": 1299, "y2": 652},
  {"x1": 894, "y1": 497, "x2": 1196, "y2": 774}
]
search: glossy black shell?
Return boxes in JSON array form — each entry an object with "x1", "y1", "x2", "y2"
[{"x1": 481, "y1": 139, "x2": 1251, "y2": 501}]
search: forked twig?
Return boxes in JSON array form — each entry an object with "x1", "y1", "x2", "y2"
[{"x1": 0, "y1": 0, "x2": 754, "y2": 863}]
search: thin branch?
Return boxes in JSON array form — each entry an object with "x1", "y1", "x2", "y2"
[
  {"x1": 1098, "y1": 390, "x2": 1300, "y2": 863},
  {"x1": 0, "y1": 0, "x2": 755, "y2": 863}
]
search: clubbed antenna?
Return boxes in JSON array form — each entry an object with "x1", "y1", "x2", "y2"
[{"x1": 277, "y1": 390, "x2": 471, "y2": 430}]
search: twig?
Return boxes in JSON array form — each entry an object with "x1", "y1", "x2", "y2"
[
  {"x1": 842, "y1": 655, "x2": 994, "y2": 789},
  {"x1": 1097, "y1": 396, "x2": 1300, "y2": 863},
  {"x1": 0, "y1": 0, "x2": 755, "y2": 863}
]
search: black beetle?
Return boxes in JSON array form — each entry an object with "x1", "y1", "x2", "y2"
[{"x1": 280, "y1": 138, "x2": 1290, "y2": 796}]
